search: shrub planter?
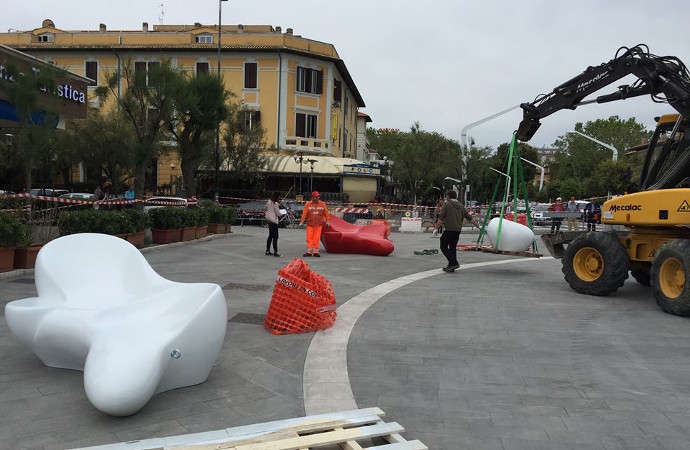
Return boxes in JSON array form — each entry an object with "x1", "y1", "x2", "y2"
[
  {"x1": 207, "y1": 223, "x2": 226, "y2": 234},
  {"x1": 13, "y1": 244, "x2": 42, "y2": 269},
  {"x1": 195, "y1": 225, "x2": 208, "y2": 239},
  {"x1": 181, "y1": 227, "x2": 196, "y2": 241},
  {"x1": 0, "y1": 247, "x2": 16, "y2": 272},
  {"x1": 126, "y1": 231, "x2": 146, "y2": 248},
  {"x1": 152, "y1": 228, "x2": 182, "y2": 244}
]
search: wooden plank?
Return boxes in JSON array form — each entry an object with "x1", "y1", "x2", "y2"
[
  {"x1": 367, "y1": 442, "x2": 428, "y2": 450},
  {"x1": 232, "y1": 422, "x2": 405, "y2": 450}
]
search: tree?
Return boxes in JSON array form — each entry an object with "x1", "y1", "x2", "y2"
[
  {"x1": 168, "y1": 72, "x2": 230, "y2": 196},
  {"x1": 0, "y1": 61, "x2": 62, "y2": 190},
  {"x1": 60, "y1": 110, "x2": 138, "y2": 193},
  {"x1": 221, "y1": 102, "x2": 268, "y2": 190},
  {"x1": 551, "y1": 115, "x2": 649, "y2": 195},
  {"x1": 96, "y1": 59, "x2": 181, "y2": 198}
]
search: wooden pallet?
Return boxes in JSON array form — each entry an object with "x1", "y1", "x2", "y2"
[{"x1": 179, "y1": 408, "x2": 426, "y2": 450}]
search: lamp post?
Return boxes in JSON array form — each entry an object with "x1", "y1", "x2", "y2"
[
  {"x1": 293, "y1": 153, "x2": 304, "y2": 195},
  {"x1": 307, "y1": 159, "x2": 317, "y2": 193},
  {"x1": 567, "y1": 130, "x2": 619, "y2": 161},
  {"x1": 214, "y1": 0, "x2": 228, "y2": 202}
]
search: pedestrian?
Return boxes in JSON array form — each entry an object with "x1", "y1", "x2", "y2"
[
  {"x1": 548, "y1": 197, "x2": 564, "y2": 232},
  {"x1": 566, "y1": 196, "x2": 579, "y2": 231},
  {"x1": 124, "y1": 185, "x2": 135, "y2": 201},
  {"x1": 435, "y1": 189, "x2": 481, "y2": 273},
  {"x1": 299, "y1": 191, "x2": 331, "y2": 257},
  {"x1": 432, "y1": 197, "x2": 445, "y2": 236},
  {"x1": 584, "y1": 196, "x2": 601, "y2": 232},
  {"x1": 265, "y1": 191, "x2": 283, "y2": 257}
]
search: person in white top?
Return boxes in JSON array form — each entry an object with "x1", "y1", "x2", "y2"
[{"x1": 265, "y1": 191, "x2": 283, "y2": 257}]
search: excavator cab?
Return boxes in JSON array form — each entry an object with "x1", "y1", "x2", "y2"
[{"x1": 639, "y1": 114, "x2": 690, "y2": 190}]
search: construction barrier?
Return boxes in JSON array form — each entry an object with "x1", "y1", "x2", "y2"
[{"x1": 264, "y1": 258, "x2": 337, "y2": 335}]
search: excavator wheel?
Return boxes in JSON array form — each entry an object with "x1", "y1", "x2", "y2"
[
  {"x1": 562, "y1": 231, "x2": 629, "y2": 296},
  {"x1": 651, "y1": 239, "x2": 690, "y2": 316}
]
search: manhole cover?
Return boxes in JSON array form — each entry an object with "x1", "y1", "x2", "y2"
[
  {"x1": 9, "y1": 278, "x2": 35, "y2": 284},
  {"x1": 229, "y1": 313, "x2": 266, "y2": 324},
  {"x1": 222, "y1": 282, "x2": 271, "y2": 292}
]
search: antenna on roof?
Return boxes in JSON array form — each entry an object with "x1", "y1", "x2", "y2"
[{"x1": 158, "y1": 3, "x2": 165, "y2": 25}]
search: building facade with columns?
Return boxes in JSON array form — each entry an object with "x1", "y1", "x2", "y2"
[{"x1": 0, "y1": 19, "x2": 379, "y2": 199}]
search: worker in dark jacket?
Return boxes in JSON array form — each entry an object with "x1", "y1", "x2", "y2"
[
  {"x1": 584, "y1": 197, "x2": 601, "y2": 231},
  {"x1": 435, "y1": 190, "x2": 481, "y2": 273}
]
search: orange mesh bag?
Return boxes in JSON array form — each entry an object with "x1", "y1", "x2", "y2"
[{"x1": 264, "y1": 258, "x2": 337, "y2": 335}]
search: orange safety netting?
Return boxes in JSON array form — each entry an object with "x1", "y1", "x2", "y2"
[{"x1": 264, "y1": 258, "x2": 337, "y2": 335}]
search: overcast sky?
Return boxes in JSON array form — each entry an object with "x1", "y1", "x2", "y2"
[{"x1": 3, "y1": 0, "x2": 688, "y2": 150}]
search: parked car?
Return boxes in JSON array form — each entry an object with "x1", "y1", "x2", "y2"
[
  {"x1": 236, "y1": 201, "x2": 267, "y2": 226},
  {"x1": 30, "y1": 188, "x2": 69, "y2": 197},
  {"x1": 530, "y1": 203, "x2": 552, "y2": 226},
  {"x1": 143, "y1": 196, "x2": 188, "y2": 213},
  {"x1": 59, "y1": 192, "x2": 95, "y2": 201}
]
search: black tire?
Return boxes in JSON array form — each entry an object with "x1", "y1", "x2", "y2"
[
  {"x1": 651, "y1": 239, "x2": 690, "y2": 316},
  {"x1": 630, "y1": 263, "x2": 651, "y2": 286},
  {"x1": 562, "y1": 231, "x2": 629, "y2": 296}
]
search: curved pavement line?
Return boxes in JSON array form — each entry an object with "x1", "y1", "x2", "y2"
[{"x1": 303, "y1": 256, "x2": 554, "y2": 415}]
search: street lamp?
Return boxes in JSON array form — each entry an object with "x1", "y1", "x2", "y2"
[
  {"x1": 307, "y1": 159, "x2": 318, "y2": 192},
  {"x1": 214, "y1": 0, "x2": 228, "y2": 202},
  {"x1": 567, "y1": 130, "x2": 619, "y2": 161},
  {"x1": 293, "y1": 153, "x2": 304, "y2": 195}
]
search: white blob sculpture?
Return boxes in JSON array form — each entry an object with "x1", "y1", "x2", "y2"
[
  {"x1": 486, "y1": 217, "x2": 536, "y2": 252},
  {"x1": 5, "y1": 233, "x2": 227, "y2": 416}
]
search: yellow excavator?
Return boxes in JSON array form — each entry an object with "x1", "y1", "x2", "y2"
[{"x1": 517, "y1": 44, "x2": 690, "y2": 316}]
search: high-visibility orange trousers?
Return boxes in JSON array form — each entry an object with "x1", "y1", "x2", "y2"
[{"x1": 305, "y1": 225, "x2": 323, "y2": 251}]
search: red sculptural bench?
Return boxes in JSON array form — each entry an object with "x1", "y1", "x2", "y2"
[{"x1": 321, "y1": 216, "x2": 394, "y2": 256}]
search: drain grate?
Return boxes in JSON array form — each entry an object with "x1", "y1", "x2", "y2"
[
  {"x1": 229, "y1": 313, "x2": 266, "y2": 324},
  {"x1": 9, "y1": 278, "x2": 35, "y2": 284},
  {"x1": 222, "y1": 282, "x2": 271, "y2": 292}
]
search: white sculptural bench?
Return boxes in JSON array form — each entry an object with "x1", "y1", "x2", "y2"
[{"x1": 5, "y1": 233, "x2": 227, "y2": 416}]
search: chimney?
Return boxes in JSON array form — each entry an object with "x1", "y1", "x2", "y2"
[
  {"x1": 142, "y1": 22, "x2": 149, "y2": 32},
  {"x1": 286, "y1": 28, "x2": 293, "y2": 35},
  {"x1": 99, "y1": 23, "x2": 106, "y2": 32},
  {"x1": 194, "y1": 22, "x2": 201, "y2": 28},
  {"x1": 238, "y1": 24, "x2": 244, "y2": 32},
  {"x1": 275, "y1": 26, "x2": 281, "y2": 33}
]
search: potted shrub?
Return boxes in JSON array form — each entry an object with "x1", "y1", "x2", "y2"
[
  {"x1": 149, "y1": 206, "x2": 184, "y2": 244},
  {"x1": 181, "y1": 208, "x2": 198, "y2": 241},
  {"x1": 226, "y1": 206, "x2": 237, "y2": 232},
  {"x1": 195, "y1": 207, "x2": 209, "y2": 239},
  {"x1": 123, "y1": 209, "x2": 149, "y2": 248},
  {"x1": 0, "y1": 211, "x2": 30, "y2": 272},
  {"x1": 207, "y1": 204, "x2": 229, "y2": 234}
]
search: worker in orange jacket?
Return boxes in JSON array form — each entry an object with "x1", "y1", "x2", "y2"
[{"x1": 299, "y1": 191, "x2": 331, "y2": 257}]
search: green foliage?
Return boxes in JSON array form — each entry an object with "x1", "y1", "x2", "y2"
[
  {"x1": 57, "y1": 209, "x2": 138, "y2": 236},
  {"x1": 195, "y1": 207, "x2": 209, "y2": 226},
  {"x1": 222, "y1": 102, "x2": 269, "y2": 186},
  {"x1": 226, "y1": 206, "x2": 237, "y2": 224},
  {"x1": 148, "y1": 206, "x2": 185, "y2": 229},
  {"x1": 205, "y1": 204, "x2": 228, "y2": 224},
  {"x1": 123, "y1": 208, "x2": 150, "y2": 233},
  {"x1": 181, "y1": 208, "x2": 199, "y2": 227},
  {"x1": 0, "y1": 211, "x2": 30, "y2": 247}
]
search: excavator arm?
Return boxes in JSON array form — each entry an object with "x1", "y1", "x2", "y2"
[{"x1": 517, "y1": 45, "x2": 690, "y2": 141}]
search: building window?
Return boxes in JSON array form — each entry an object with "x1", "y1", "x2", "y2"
[
  {"x1": 244, "y1": 110, "x2": 261, "y2": 129},
  {"x1": 195, "y1": 34, "x2": 213, "y2": 44},
  {"x1": 342, "y1": 129, "x2": 348, "y2": 154},
  {"x1": 333, "y1": 80, "x2": 342, "y2": 104},
  {"x1": 296, "y1": 66, "x2": 323, "y2": 94},
  {"x1": 85, "y1": 61, "x2": 98, "y2": 86},
  {"x1": 244, "y1": 62, "x2": 257, "y2": 89},
  {"x1": 135, "y1": 61, "x2": 160, "y2": 86},
  {"x1": 37, "y1": 34, "x2": 54, "y2": 43},
  {"x1": 344, "y1": 94, "x2": 349, "y2": 118},
  {"x1": 296, "y1": 113, "x2": 317, "y2": 138},
  {"x1": 196, "y1": 62, "x2": 209, "y2": 75}
]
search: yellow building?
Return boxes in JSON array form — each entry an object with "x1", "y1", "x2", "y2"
[{"x1": 0, "y1": 19, "x2": 376, "y2": 200}]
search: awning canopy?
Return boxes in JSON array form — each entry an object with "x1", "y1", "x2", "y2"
[{"x1": 264, "y1": 155, "x2": 368, "y2": 175}]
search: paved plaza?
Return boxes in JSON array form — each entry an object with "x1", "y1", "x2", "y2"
[{"x1": 1, "y1": 225, "x2": 689, "y2": 449}]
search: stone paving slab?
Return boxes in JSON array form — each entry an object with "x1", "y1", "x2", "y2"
[{"x1": 0, "y1": 226, "x2": 689, "y2": 449}]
